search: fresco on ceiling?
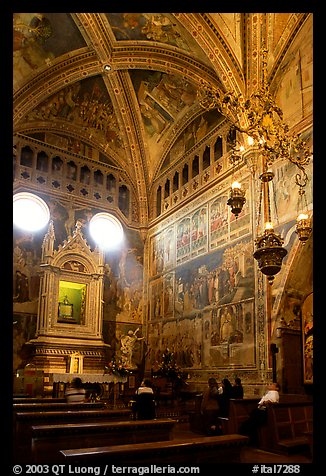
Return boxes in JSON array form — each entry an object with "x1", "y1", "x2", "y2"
[
  {"x1": 130, "y1": 70, "x2": 197, "y2": 140},
  {"x1": 106, "y1": 13, "x2": 191, "y2": 50},
  {"x1": 26, "y1": 76, "x2": 123, "y2": 150},
  {"x1": 13, "y1": 13, "x2": 85, "y2": 88},
  {"x1": 161, "y1": 109, "x2": 223, "y2": 171}
]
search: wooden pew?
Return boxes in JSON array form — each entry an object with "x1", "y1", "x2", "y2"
[
  {"x1": 14, "y1": 408, "x2": 132, "y2": 462},
  {"x1": 31, "y1": 418, "x2": 177, "y2": 463},
  {"x1": 60, "y1": 434, "x2": 249, "y2": 465},
  {"x1": 218, "y1": 395, "x2": 313, "y2": 437},
  {"x1": 13, "y1": 401, "x2": 105, "y2": 413},
  {"x1": 258, "y1": 401, "x2": 313, "y2": 454},
  {"x1": 152, "y1": 377, "x2": 174, "y2": 406},
  {"x1": 189, "y1": 396, "x2": 260, "y2": 434},
  {"x1": 218, "y1": 398, "x2": 260, "y2": 434},
  {"x1": 13, "y1": 397, "x2": 66, "y2": 404}
]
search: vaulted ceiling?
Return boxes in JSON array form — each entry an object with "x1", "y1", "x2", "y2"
[{"x1": 13, "y1": 13, "x2": 311, "y2": 225}]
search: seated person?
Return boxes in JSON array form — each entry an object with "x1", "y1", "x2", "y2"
[
  {"x1": 134, "y1": 379, "x2": 156, "y2": 420},
  {"x1": 200, "y1": 377, "x2": 222, "y2": 435},
  {"x1": 218, "y1": 378, "x2": 233, "y2": 417},
  {"x1": 231, "y1": 377, "x2": 244, "y2": 399},
  {"x1": 65, "y1": 377, "x2": 86, "y2": 403},
  {"x1": 239, "y1": 382, "x2": 280, "y2": 445}
]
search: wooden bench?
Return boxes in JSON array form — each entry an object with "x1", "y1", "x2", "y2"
[
  {"x1": 13, "y1": 397, "x2": 67, "y2": 404},
  {"x1": 13, "y1": 401, "x2": 105, "y2": 414},
  {"x1": 60, "y1": 434, "x2": 249, "y2": 465},
  {"x1": 13, "y1": 408, "x2": 132, "y2": 462},
  {"x1": 218, "y1": 398, "x2": 260, "y2": 434},
  {"x1": 218, "y1": 395, "x2": 313, "y2": 437},
  {"x1": 31, "y1": 418, "x2": 177, "y2": 463},
  {"x1": 189, "y1": 396, "x2": 260, "y2": 434},
  {"x1": 152, "y1": 377, "x2": 174, "y2": 405},
  {"x1": 258, "y1": 401, "x2": 313, "y2": 454}
]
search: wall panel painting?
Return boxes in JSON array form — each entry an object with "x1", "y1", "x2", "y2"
[
  {"x1": 210, "y1": 195, "x2": 229, "y2": 249},
  {"x1": 150, "y1": 226, "x2": 175, "y2": 277},
  {"x1": 302, "y1": 292, "x2": 313, "y2": 384},
  {"x1": 208, "y1": 300, "x2": 255, "y2": 368},
  {"x1": 176, "y1": 217, "x2": 191, "y2": 264},
  {"x1": 174, "y1": 238, "x2": 254, "y2": 317},
  {"x1": 191, "y1": 207, "x2": 208, "y2": 257},
  {"x1": 163, "y1": 272, "x2": 175, "y2": 317},
  {"x1": 149, "y1": 279, "x2": 164, "y2": 320},
  {"x1": 150, "y1": 233, "x2": 164, "y2": 277},
  {"x1": 147, "y1": 236, "x2": 255, "y2": 370},
  {"x1": 163, "y1": 226, "x2": 175, "y2": 271}
]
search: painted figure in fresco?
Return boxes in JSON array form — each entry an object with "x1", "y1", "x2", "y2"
[
  {"x1": 302, "y1": 293, "x2": 313, "y2": 383},
  {"x1": 120, "y1": 328, "x2": 144, "y2": 368},
  {"x1": 220, "y1": 306, "x2": 236, "y2": 343},
  {"x1": 14, "y1": 270, "x2": 30, "y2": 302}
]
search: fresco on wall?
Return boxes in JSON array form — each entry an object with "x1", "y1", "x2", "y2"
[
  {"x1": 49, "y1": 195, "x2": 143, "y2": 322},
  {"x1": 176, "y1": 217, "x2": 191, "y2": 264},
  {"x1": 302, "y1": 292, "x2": 313, "y2": 384},
  {"x1": 272, "y1": 159, "x2": 313, "y2": 222},
  {"x1": 152, "y1": 180, "x2": 252, "y2": 275},
  {"x1": 191, "y1": 207, "x2": 208, "y2": 257},
  {"x1": 210, "y1": 195, "x2": 229, "y2": 248},
  {"x1": 13, "y1": 230, "x2": 44, "y2": 315},
  {"x1": 150, "y1": 279, "x2": 164, "y2": 320},
  {"x1": 13, "y1": 315, "x2": 37, "y2": 371},
  {"x1": 150, "y1": 226, "x2": 176, "y2": 276},
  {"x1": 13, "y1": 190, "x2": 145, "y2": 372},
  {"x1": 208, "y1": 300, "x2": 255, "y2": 367},
  {"x1": 148, "y1": 237, "x2": 255, "y2": 369},
  {"x1": 163, "y1": 272, "x2": 175, "y2": 317}
]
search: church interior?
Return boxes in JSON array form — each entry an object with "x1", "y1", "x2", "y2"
[{"x1": 12, "y1": 13, "x2": 314, "y2": 464}]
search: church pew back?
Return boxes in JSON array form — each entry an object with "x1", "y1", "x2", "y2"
[
  {"x1": 60, "y1": 434, "x2": 249, "y2": 465},
  {"x1": 13, "y1": 408, "x2": 132, "y2": 462},
  {"x1": 31, "y1": 418, "x2": 177, "y2": 463},
  {"x1": 13, "y1": 401, "x2": 105, "y2": 413}
]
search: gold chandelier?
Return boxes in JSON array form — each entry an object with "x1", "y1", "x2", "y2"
[{"x1": 198, "y1": 48, "x2": 312, "y2": 283}]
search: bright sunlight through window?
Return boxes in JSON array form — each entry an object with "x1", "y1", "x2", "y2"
[
  {"x1": 89, "y1": 212, "x2": 124, "y2": 250},
  {"x1": 13, "y1": 192, "x2": 50, "y2": 232}
]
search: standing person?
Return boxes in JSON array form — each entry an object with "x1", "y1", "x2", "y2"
[
  {"x1": 231, "y1": 377, "x2": 244, "y2": 399},
  {"x1": 65, "y1": 377, "x2": 86, "y2": 403},
  {"x1": 239, "y1": 382, "x2": 280, "y2": 445},
  {"x1": 134, "y1": 379, "x2": 156, "y2": 420},
  {"x1": 200, "y1": 377, "x2": 221, "y2": 435}
]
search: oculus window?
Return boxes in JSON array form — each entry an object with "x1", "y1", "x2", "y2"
[
  {"x1": 89, "y1": 212, "x2": 124, "y2": 250},
  {"x1": 13, "y1": 192, "x2": 50, "y2": 231}
]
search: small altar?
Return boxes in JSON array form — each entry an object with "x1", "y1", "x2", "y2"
[
  {"x1": 52, "y1": 373, "x2": 127, "y2": 384},
  {"x1": 52, "y1": 373, "x2": 128, "y2": 401}
]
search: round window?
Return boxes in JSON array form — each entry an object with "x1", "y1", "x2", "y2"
[
  {"x1": 13, "y1": 192, "x2": 50, "y2": 231},
  {"x1": 89, "y1": 212, "x2": 124, "y2": 250}
]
